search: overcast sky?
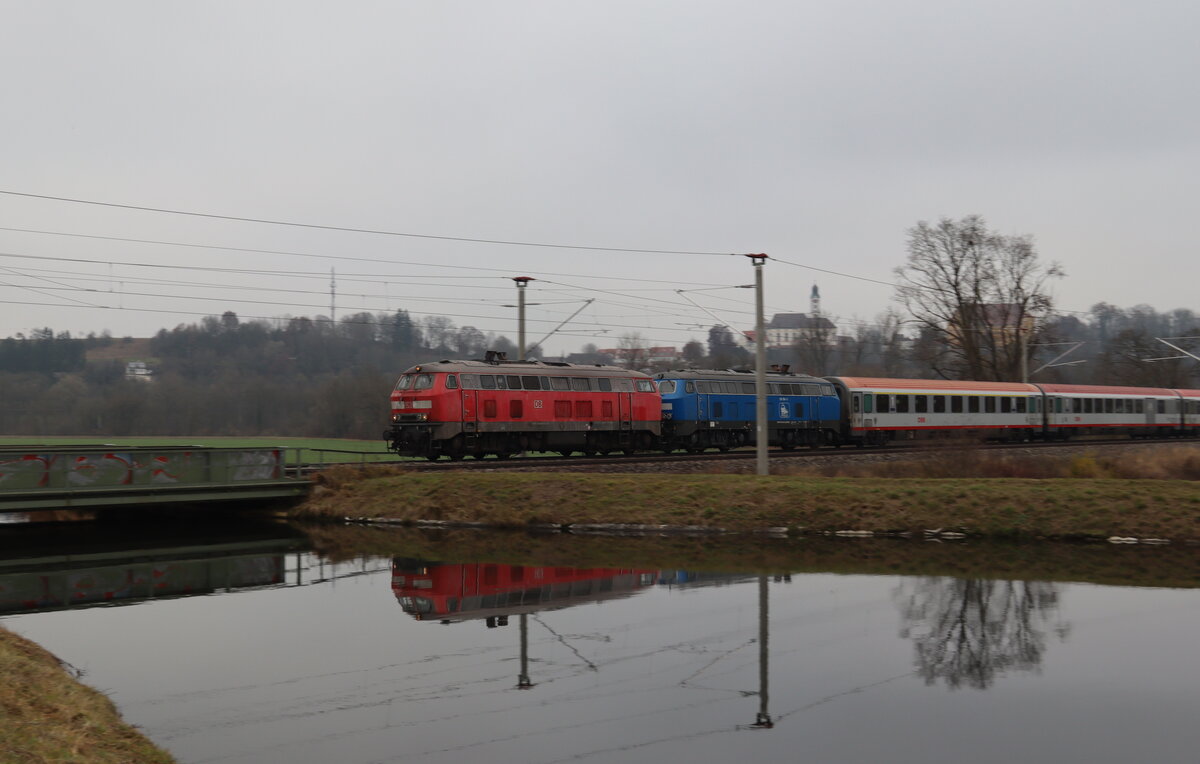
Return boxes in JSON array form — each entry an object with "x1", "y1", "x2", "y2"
[{"x1": 2, "y1": 1, "x2": 1196, "y2": 354}]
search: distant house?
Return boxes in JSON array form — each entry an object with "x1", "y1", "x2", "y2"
[
  {"x1": 748, "y1": 313, "x2": 837, "y2": 349},
  {"x1": 124, "y1": 360, "x2": 154, "y2": 382}
]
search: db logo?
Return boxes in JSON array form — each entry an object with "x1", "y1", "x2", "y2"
[
  {"x1": 533, "y1": 400, "x2": 543, "y2": 409},
  {"x1": 917, "y1": 417, "x2": 926, "y2": 423}
]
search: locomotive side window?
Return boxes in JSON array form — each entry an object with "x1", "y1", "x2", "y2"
[
  {"x1": 613, "y1": 378, "x2": 634, "y2": 392},
  {"x1": 551, "y1": 377, "x2": 570, "y2": 391},
  {"x1": 445, "y1": 375, "x2": 458, "y2": 389},
  {"x1": 495, "y1": 376, "x2": 508, "y2": 390},
  {"x1": 506, "y1": 375, "x2": 522, "y2": 389},
  {"x1": 768, "y1": 384, "x2": 779, "y2": 394},
  {"x1": 539, "y1": 376, "x2": 551, "y2": 389},
  {"x1": 822, "y1": 385, "x2": 835, "y2": 395},
  {"x1": 480, "y1": 375, "x2": 497, "y2": 390},
  {"x1": 521, "y1": 376, "x2": 540, "y2": 390},
  {"x1": 915, "y1": 396, "x2": 928, "y2": 414},
  {"x1": 637, "y1": 380, "x2": 655, "y2": 393},
  {"x1": 951, "y1": 396, "x2": 963, "y2": 413},
  {"x1": 510, "y1": 400, "x2": 523, "y2": 418},
  {"x1": 414, "y1": 374, "x2": 434, "y2": 390},
  {"x1": 743, "y1": 383, "x2": 755, "y2": 394},
  {"x1": 570, "y1": 377, "x2": 590, "y2": 392},
  {"x1": 461, "y1": 374, "x2": 479, "y2": 389},
  {"x1": 598, "y1": 378, "x2": 612, "y2": 392},
  {"x1": 657, "y1": 380, "x2": 676, "y2": 394},
  {"x1": 803, "y1": 384, "x2": 821, "y2": 395},
  {"x1": 685, "y1": 382, "x2": 695, "y2": 393},
  {"x1": 968, "y1": 396, "x2": 980, "y2": 414},
  {"x1": 933, "y1": 395, "x2": 946, "y2": 413}
]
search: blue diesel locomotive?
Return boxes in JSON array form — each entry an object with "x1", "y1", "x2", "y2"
[{"x1": 654, "y1": 368, "x2": 842, "y2": 452}]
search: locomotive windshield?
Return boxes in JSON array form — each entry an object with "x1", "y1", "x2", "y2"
[
  {"x1": 413, "y1": 374, "x2": 434, "y2": 391},
  {"x1": 395, "y1": 375, "x2": 414, "y2": 391},
  {"x1": 657, "y1": 380, "x2": 676, "y2": 393}
]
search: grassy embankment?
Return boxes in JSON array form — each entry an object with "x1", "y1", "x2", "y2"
[
  {"x1": 0, "y1": 627, "x2": 174, "y2": 763},
  {"x1": 295, "y1": 446, "x2": 1200, "y2": 540}
]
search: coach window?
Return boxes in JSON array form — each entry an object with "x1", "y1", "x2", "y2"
[
  {"x1": 1103, "y1": 399, "x2": 1112, "y2": 413},
  {"x1": 1083, "y1": 399, "x2": 1092, "y2": 413},
  {"x1": 915, "y1": 396, "x2": 928, "y2": 414},
  {"x1": 950, "y1": 396, "x2": 962, "y2": 413},
  {"x1": 968, "y1": 396, "x2": 980, "y2": 414},
  {"x1": 483, "y1": 400, "x2": 497, "y2": 418},
  {"x1": 1000, "y1": 397, "x2": 1011, "y2": 414},
  {"x1": 657, "y1": 380, "x2": 675, "y2": 394},
  {"x1": 521, "y1": 376, "x2": 540, "y2": 390},
  {"x1": 1127, "y1": 399, "x2": 1135, "y2": 413},
  {"x1": 1016, "y1": 398, "x2": 1027, "y2": 413},
  {"x1": 1135, "y1": 400, "x2": 1144, "y2": 413},
  {"x1": 598, "y1": 378, "x2": 612, "y2": 392},
  {"x1": 1072, "y1": 398, "x2": 1082, "y2": 413},
  {"x1": 551, "y1": 377, "x2": 570, "y2": 391},
  {"x1": 445, "y1": 375, "x2": 459, "y2": 390},
  {"x1": 933, "y1": 395, "x2": 946, "y2": 413},
  {"x1": 984, "y1": 397, "x2": 996, "y2": 413},
  {"x1": 895, "y1": 395, "x2": 909, "y2": 414},
  {"x1": 1055, "y1": 398, "x2": 1064, "y2": 414},
  {"x1": 510, "y1": 400, "x2": 523, "y2": 418},
  {"x1": 1158, "y1": 400, "x2": 1166, "y2": 414},
  {"x1": 637, "y1": 380, "x2": 655, "y2": 393},
  {"x1": 1115, "y1": 399, "x2": 1125, "y2": 414},
  {"x1": 480, "y1": 375, "x2": 497, "y2": 390}
]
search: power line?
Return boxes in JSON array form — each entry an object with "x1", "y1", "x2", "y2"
[{"x1": 0, "y1": 190, "x2": 737, "y2": 256}]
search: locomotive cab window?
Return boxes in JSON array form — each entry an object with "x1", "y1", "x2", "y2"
[
  {"x1": 395, "y1": 375, "x2": 414, "y2": 391},
  {"x1": 657, "y1": 380, "x2": 676, "y2": 394},
  {"x1": 445, "y1": 375, "x2": 458, "y2": 390},
  {"x1": 685, "y1": 382, "x2": 695, "y2": 393},
  {"x1": 637, "y1": 380, "x2": 655, "y2": 393}
]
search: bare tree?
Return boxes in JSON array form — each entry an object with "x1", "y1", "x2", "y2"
[
  {"x1": 895, "y1": 216, "x2": 1063, "y2": 381},
  {"x1": 617, "y1": 332, "x2": 649, "y2": 369}
]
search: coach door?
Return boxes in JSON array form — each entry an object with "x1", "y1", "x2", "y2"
[
  {"x1": 461, "y1": 390, "x2": 477, "y2": 432},
  {"x1": 618, "y1": 393, "x2": 633, "y2": 432}
]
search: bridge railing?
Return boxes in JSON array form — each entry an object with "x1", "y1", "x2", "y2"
[{"x1": 0, "y1": 447, "x2": 293, "y2": 492}]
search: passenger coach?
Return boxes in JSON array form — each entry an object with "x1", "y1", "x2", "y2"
[
  {"x1": 826, "y1": 377, "x2": 1044, "y2": 446},
  {"x1": 386, "y1": 355, "x2": 660, "y2": 460}
]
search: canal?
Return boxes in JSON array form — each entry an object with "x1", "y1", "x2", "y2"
[{"x1": 3, "y1": 517, "x2": 1200, "y2": 763}]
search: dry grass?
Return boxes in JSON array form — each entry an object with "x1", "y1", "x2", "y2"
[
  {"x1": 0, "y1": 627, "x2": 174, "y2": 764},
  {"x1": 293, "y1": 469, "x2": 1200, "y2": 540},
  {"x1": 779, "y1": 445, "x2": 1200, "y2": 481}
]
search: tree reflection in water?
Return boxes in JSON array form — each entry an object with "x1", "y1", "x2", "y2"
[{"x1": 895, "y1": 578, "x2": 1069, "y2": 690}]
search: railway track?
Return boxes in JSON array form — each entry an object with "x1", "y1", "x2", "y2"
[{"x1": 387, "y1": 435, "x2": 1198, "y2": 473}]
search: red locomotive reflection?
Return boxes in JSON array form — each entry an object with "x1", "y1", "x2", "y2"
[{"x1": 392, "y1": 559, "x2": 658, "y2": 625}]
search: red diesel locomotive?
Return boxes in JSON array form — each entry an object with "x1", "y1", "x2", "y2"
[{"x1": 385, "y1": 352, "x2": 661, "y2": 460}]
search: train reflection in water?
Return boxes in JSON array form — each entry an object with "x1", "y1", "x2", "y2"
[{"x1": 391, "y1": 558, "x2": 761, "y2": 626}]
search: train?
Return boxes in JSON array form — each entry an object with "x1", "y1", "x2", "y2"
[{"x1": 384, "y1": 352, "x2": 1200, "y2": 460}]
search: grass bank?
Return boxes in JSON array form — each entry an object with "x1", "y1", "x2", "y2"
[
  {"x1": 0, "y1": 626, "x2": 174, "y2": 763},
  {"x1": 296, "y1": 467, "x2": 1200, "y2": 540}
]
